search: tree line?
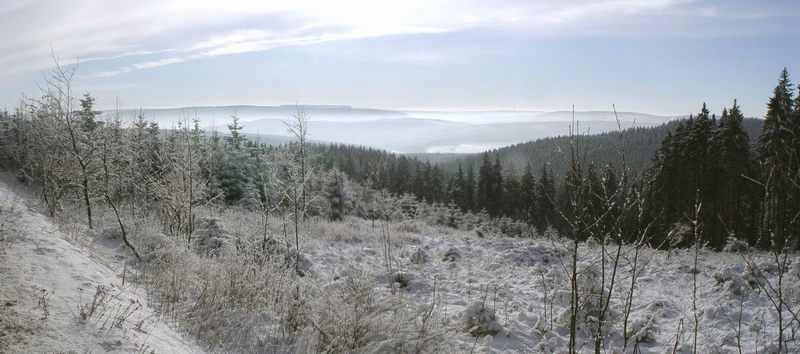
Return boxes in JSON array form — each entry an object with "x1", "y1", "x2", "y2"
[
  {"x1": 316, "y1": 69, "x2": 800, "y2": 251},
  {"x1": 1, "y1": 63, "x2": 799, "y2": 251}
]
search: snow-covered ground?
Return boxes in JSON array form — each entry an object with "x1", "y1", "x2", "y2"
[
  {"x1": 1, "y1": 174, "x2": 799, "y2": 353},
  {"x1": 300, "y1": 218, "x2": 800, "y2": 353},
  {"x1": 0, "y1": 180, "x2": 203, "y2": 353}
]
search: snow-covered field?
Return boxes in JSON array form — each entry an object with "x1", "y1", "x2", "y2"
[
  {"x1": 301, "y1": 220, "x2": 800, "y2": 353},
  {"x1": 1, "y1": 175, "x2": 799, "y2": 353}
]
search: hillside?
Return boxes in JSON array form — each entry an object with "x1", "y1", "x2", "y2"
[
  {"x1": 434, "y1": 118, "x2": 764, "y2": 178},
  {"x1": 1, "y1": 172, "x2": 796, "y2": 353},
  {"x1": 0, "y1": 178, "x2": 202, "y2": 353}
]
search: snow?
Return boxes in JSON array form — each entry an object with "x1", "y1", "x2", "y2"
[
  {"x1": 2, "y1": 173, "x2": 799, "y2": 353},
  {"x1": 301, "y1": 218, "x2": 800, "y2": 353},
  {"x1": 0, "y1": 180, "x2": 203, "y2": 353}
]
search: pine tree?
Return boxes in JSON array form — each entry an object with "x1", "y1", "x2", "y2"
[
  {"x1": 477, "y1": 153, "x2": 493, "y2": 213},
  {"x1": 452, "y1": 165, "x2": 467, "y2": 211},
  {"x1": 709, "y1": 100, "x2": 757, "y2": 244},
  {"x1": 491, "y1": 157, "x2": 504, "y2": 216},
  {"x1": 535, "y1": 163, "x2": 557, "y2": 233},
  {"x1": 757, "y1": 68, "x2": 798, "y2": 249},
  {"x1": 600, "y1": 162, "x2": 619, "y2": 237},
  {"x1": 464, "y1": 165, "x2": 476, "y2": 211},
  {"x1": 226, "y1": 113, "x2": 244, "y2": 151},
  {"x1": 504, "y1": 168, "x2": 521, "y2": 218},
  {"x1": 520, "y1": 162, "x2": 537, "y2": 225}
]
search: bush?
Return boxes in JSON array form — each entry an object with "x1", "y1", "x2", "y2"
[
  {"x1": 441, "y1": 247, "x2": 461, "y2": 262},
  {"x1": 722, "y1": 235, "x2": 749, "y2": 253},
  {"x1": 461, "y1": 302, "x2": 503, "y2": 336},
  {"x1": 410, "y1": 248, "x2": 429, "y2": 264},
  {"x1": 192, "y1": 217, "x2": 229, "y2": 257}
]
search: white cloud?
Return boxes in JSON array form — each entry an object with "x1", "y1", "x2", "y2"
[{"x1": 0, "y1": 0, "x2": 750, "y2": 79}]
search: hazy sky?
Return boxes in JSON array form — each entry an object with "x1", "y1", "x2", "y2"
[{"x1": 0, "y1": 0, "x2": 798, "y2": 117}]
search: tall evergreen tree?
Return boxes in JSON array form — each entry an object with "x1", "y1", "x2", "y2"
[
  {"x1": 709, "y1": 100, "x2": 757, "y2": 244},
  {"x1": 477, "y1": 153, "x2": 493, "y2": 213},
  {"x1": 491, "y1": 157, "x2": 504, "y2": 216},
  {"x1": 452, "y1": 164, "x2": 466, "y2": 210},
  {"x1": 535, "y1": 163, "x2": 557, "y2": 233},
  {"x1": 757, "y1": 68, "x2": 798, "y2": 249},
  {"x1": 520, "y1": 162, "x2": 537, "y2": 224},
  {"x1": 504, "y1": 168, "x2": 521, "y2": 218},
  {"x1": 600, "y1": 163, "x2": 619, "y2": 237},
  {"x1": 464, "y1": 165, "x2": 476, "y2": 212}
]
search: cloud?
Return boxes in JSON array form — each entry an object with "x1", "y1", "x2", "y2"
[{"x1": 0, "y1": 0, "x2": 792, "y2": 80}]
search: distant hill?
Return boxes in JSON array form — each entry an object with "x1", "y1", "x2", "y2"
[
  {"x1": 100, "y1": 105, "x2": 674, "y2": 153},
  {"x1": 433, "y1": 118, "x2": 764, "y2": 179}
]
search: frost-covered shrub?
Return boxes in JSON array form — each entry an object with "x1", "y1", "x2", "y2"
[
  {"x1": 396, "y1": 220, "x2": 423, "y2": 234},
  {"x1": 627, "y1": 313, "x2": 658, "y2": 344},
  {"x1": 442, "y1": 247, "x2": 461, "y2": 262},
  {"x1": 503, "y1": 244, "x2": 569, "y2": 267},
  {"x1": 286, "y1": 250, "x2": 314, "y2": 277},
  {"x1": 472, "y1": 215, "x2": 534, "y2": 238},
  {"x1": 192, "y1": 217, "x2": 229, "y2": 257},
  {"x1": 722, "y1": 236, "x2": 749, "y2": 253},
  {"x1": 461, "y1": 302, "x2": 503, "y2": 336},
  {"x1": 712, "y1": 265, "x2": 752, "y2": 296},
  {"x1": 410, "y1": 247, "x2": 429, "y2": 264},
  {"x1": 577, "y1": 263, "x2": 606, "y2": 328},
  {"x1": 297, "y1": 269, "x2": 446, "y2": 353}
]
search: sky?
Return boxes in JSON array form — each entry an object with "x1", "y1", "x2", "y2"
[{"x1": 0, "y1": 0, "x2": 798, "y2": 118}]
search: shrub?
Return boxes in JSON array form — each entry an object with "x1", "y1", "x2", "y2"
[
  {"x1": 410, "y1": 247, "x2": 429, "y2": 264},
  {"x1": 461, "y1": 302, "x2": 503, "y2": 336},
  {"x1": 441, "y1": 247, "x2": 461, "y2": 262}
]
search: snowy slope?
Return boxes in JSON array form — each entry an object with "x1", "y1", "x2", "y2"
[
  {"x1": 0, "y1": 180, "x2": 203, "y2": 354},
  {"x1": 1, "y1": 172, "x2": 798, "y2": 353}
]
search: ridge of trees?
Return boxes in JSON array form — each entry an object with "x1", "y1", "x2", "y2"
[{"x1": 2, "y1": 63, "x2": 798, "y2": 252}]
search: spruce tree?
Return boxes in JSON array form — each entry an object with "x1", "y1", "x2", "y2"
[
  {"x1": 710, "y1": 100, "x2": 757, "y2": 244},
  {"x1": 491, "y1": 157, "x2": 504, "y2": 216},
  {"x1": 464, "y1": 165, "x2": 476, "y2": 211},
  {"x1": 452, "y1": 164, "x2": 467, "y2": 210},
  {"x1": 535, "y1": 163, "x2": 557, "y2": 233},
  {"x1": 757, "y1": 68, "x2": 798, "y2": 249},
  {"x1": 504, "y1": 168, "x2": 521, "y2": 218},
  {"x1": 520, "y1": 162, "x2": 537, "y2": 225},
  {"x1": 477, "y1": 153, "x2": 493, "y2": 213}
]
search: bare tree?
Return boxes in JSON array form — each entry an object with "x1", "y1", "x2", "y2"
[
  {"x1": 741, "y1": 166, "x2": 800, "y2": 353},
  {"x1": 284, "y1": 105, "x2": 315, "y2": 274},
  {"x1": 35, "y1": 55, "x2": 99, "y2": 229},
  {"x1": 98, "y1": 99, "x2": 140, "y2": 260},
  {"x1": 151, "y1": 118, "x2": 206, "y2": 245}
]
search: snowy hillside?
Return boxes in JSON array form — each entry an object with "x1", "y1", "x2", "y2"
[
  {"x1": 0, "y1": 179, "x2": 203, "y2": 353},
  {"x1": 3, "y1": 170, "x2": 797, "y2": 352}
]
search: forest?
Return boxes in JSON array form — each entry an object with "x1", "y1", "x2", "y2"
[{"x1": 2, "y1": 62, "x2": 800, "y2": 353}]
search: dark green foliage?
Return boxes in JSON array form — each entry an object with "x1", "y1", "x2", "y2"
[
  {"x1": 437, "y1": 119, "x2": 762, "y2": 180},
  {"x1": 520, "y1": 163, "x2": 536, "y2": 225},
  {"x1": 534, "y1": 164, "x2": 558, "y2": 234},
  {"x1": 476, "y1": 153, "x2": 494, "y2": 215},
  {"x1": 326, "y1": 168, "x2": 351, "y2": 221},
  {"x1": 646, "y1": 100, "x2": 760, "y2": 249},
  {"x1": 756, "y1": 68, "x2": 800, "y2": 250}
]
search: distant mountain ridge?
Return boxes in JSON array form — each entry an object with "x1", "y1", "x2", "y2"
[{"x1": 100, "y1": 105, "x2": 675, "y2": 153}]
